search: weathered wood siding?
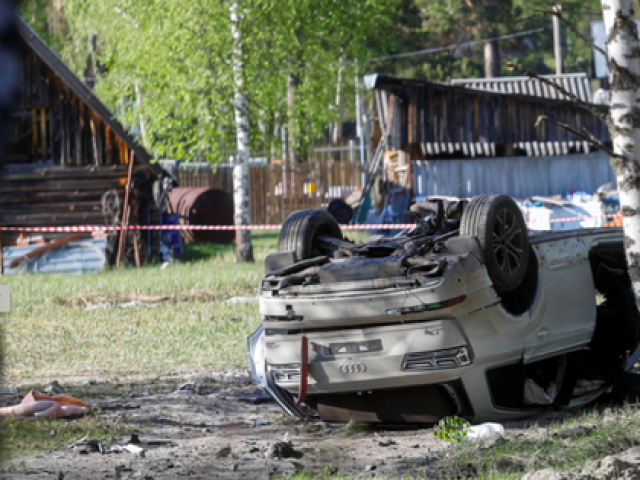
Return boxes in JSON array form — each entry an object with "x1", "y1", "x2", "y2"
[
  {"x1": 0, "y1": 17, "x2": 166, "y2": 262},
  {"x1": 367, "y1": 75, "x2": 610, "y2": 156},
  {"x1": 173, "y1": 161, "x2": 365, "y2": 225}
]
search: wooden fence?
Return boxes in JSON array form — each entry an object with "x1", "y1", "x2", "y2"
[{"x1": 177, "y1": 161, "x2": 365, "y2": 225}]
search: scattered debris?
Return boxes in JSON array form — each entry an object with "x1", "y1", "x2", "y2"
[
  {"x1": 0, "y1": 390, "x2": 89, "y2": 418},
  {"x1": 265, "y1": 441, "x2": 304, "y2": 460},
  {"x1": 68, "y1": 437, "x2": 106, "y2": 455},
  {"x1": 110, "y1": 444, "x2": 146, "y2": 457},
  {"x1": 554, "y1": 424, "x2": 597, "y2": 439},
  {"x1": 215, "y1": 446, "x2": 231, "y2": 458},
  {"x1": 0, "y1": 386, "x2": 17, "y2": 395},
  {"x1": 2, "y1": 238, "x2": 107, "y2": 276},
  {"x1": 176, "y1": 381, "x2": 203, "y2": 394},
  {"x1": 323, "y1": 418, "x2": 357, "y2": 435},
  {"x1": 225, "y1": 296, "x2": 257, "y2": 305},
  {"x1": 92, "y1": 401, "x2": 140, "y2": 411},
  {"x1": 250, "y1": 419, "x2": 270, "y2": 426},
  {"x1": 233, "y1": 391, "x2": 274, "y2": 405},
  {"x1": 45, "y1": 381, "x2": 65, "y2": 395},
  {"x1": 463, "y1": 423, "x2": 505, "y2": 442},
  {"x1": 378, "y1": 439, "x2": 397, "y2": 447}
]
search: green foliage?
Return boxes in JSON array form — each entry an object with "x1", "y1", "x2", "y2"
[
  {"x1": 22, "y1": 0, "x2": 606, "y2": 161},
  {"x1": 376, "y1": 0, "x2": 603, "y2": 82},
  {"x1": 434, "y1": 416, "x2": 470, "y2": 443},
  {"x1": 53, "y1": 0, "x2": 395, "y2": 163}
]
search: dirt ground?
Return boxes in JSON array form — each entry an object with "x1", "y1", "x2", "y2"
[{"x1": 0, "y1": 369, "x2": 583, "y2": 480}]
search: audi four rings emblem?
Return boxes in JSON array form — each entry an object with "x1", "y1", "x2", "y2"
[{"x1": 339, "y1": 362, "x2": 367, "y2": 374}]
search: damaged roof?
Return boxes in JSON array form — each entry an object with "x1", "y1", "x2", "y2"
[
  {"x1": 14, "y1": 14, "x2": 164, "y2": 177},
  {"x1": 364, "y1": 74, "x2": 609, "y2": 156},
  {"x1": 450, "y1": 72, "x2": 593, "y2": 103}
]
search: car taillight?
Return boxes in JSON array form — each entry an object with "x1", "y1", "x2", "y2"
[
  {"x1": 269, "y1": 363, "x2": 301, "y2": 382},
  {"x1": 401, "y1": 347, "x2": 471, "y2": 371}
]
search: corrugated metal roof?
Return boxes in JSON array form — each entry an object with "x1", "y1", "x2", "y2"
[
  {"x1": 364, "y1": 75, "x2": 608, "y2": 154},
  {"x1": 421, "y1": 140, "x2": 592, "y2": 158},
  {"x1": 450, "y1": 73, "x2": 593, "y2": 103},
  {"x1": 2, "y1": 239, "x2": 107, "y2": 275}
]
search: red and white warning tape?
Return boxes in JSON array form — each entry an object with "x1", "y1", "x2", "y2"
[{"x1": 0, "y1": 213, "x2": 621, "y2": 233}]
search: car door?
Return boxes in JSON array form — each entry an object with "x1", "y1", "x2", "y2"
[{"x1": 523, "y1": 238, "x2": 596, "y2": 362}]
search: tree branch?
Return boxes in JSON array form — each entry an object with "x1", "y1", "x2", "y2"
[
  {"x1": 546, "y1": 6, "x2": 608, "y2": 58},
  {"x1": 535, "y1": 115, "x2": 622, "y2": 158},
  {"x1": 506, "y1": 62, "x2": 609, "y2": 124}
]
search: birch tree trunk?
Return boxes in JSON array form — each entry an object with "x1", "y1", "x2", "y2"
[
  {"x1": 332, "y1": 57, "x2": 344, "y2": 161},
  {"x1": 230, "y1": 0, "x2": 254, "y2": 262},
  {"x1": 134, "y1": 80, "x2": 150, "y2": 151},
  {"x1": 602, "y1": 0, "x2": 640, "y2": 303},
  {"x1": 287, "y1": 69, "x2": 301, "y2": 164}
]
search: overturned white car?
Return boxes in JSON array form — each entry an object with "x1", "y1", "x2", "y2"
[{"x1": 248, "y1": 194, "x2": 640, "y2": 424}]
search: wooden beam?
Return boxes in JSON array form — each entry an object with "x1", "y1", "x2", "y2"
[{"x1": 116, "y1": 151, "x2": 135, "y2": 267}]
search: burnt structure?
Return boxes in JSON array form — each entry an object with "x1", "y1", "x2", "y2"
[
  {"x1": 1, "y1": 16, "x2": 171, "y2": 263},
  {"x1": 365, "y1": 74, "x2": 610, "y2": 159}
]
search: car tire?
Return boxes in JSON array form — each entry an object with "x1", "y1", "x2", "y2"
[
  {"x1": 327, "y1": 199, "x2": 354, "y2": 224},
  {"x1": 278, "y1": 209, "x2": 343, "y2": 260},
  {"x1": 460, "y1": 194, "x2": 529, "y2": 292}
]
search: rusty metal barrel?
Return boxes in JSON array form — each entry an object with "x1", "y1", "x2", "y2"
[{"x1": 168, "y1": 188, "x2": 234, "y2": 244}]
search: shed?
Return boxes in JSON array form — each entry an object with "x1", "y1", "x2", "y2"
[
  {"x1": 364, "y1": 74, "x2": 614, "y2": 199},
  {"x1": 1, "y1": 16, "x2": 171, "y2": 265}
]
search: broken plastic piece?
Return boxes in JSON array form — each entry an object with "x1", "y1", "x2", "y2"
[
  {"x1": 523, "y1": 378, "x2": 556, "y2": 405},
  {"x1": 0, "y1": 390, "x2": 90, "y2": 418},
  {"x1": 297, "y1": 336, "x2": 308, "y2": 405},
  {"x1": 463, "y1": 422, "x2": 505, "y2": 441}
]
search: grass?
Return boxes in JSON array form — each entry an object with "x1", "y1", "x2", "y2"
[
  {"x1": 0, "y1": 236, "x2": 275, "y2": 461},
  {"x1": 1, "y1": 234, "x2": 279, "y2": 383},
  {"x1": 274, "y1": 407, "x2": 640, "y2": 479},
  {"x1": 181, "y1": 231, "x2": 279, "y2": 262},
  {"x1": 440, "y1": 407, "x2": 640, "y2": 479},
  {"x1": 0, "y1": 414, "x2": 134, "y2": 463}
]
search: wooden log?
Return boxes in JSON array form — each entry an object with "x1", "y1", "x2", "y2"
[
  {"x1": 32, "y1": 108, "x2": 38, "y2": 157},
  {"x1": 105, "y1": 126, "x2": 113, "y2": 164},
  {"x1": 74, "y1": 101, "x2": 82, "y2": 166},
  {"x1": 63, "y1": 93, "x2": 71, "y2": 166},
  {"x1": 133, "y1": 232, "x2": 141, "y2": 268},
  {"x1": 40, "y1": 108, "x2": 47, "y2": 161},
  {"x1": 90, "y1": 114, "x2": 99, "y2": 165}
]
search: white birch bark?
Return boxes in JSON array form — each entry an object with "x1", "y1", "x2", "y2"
[
  {"x1": 134, "y1": 80, "x2": 150, "y2": 150},
  {"x1": 332, "y1": 57, "x2": 344, "y2": 152},
  {"x1": 230, "y1": 0, "x2": 254, "y2": 262},
  {"x1": 602, "y1": 0, "x2": 640, "y2": 301}
]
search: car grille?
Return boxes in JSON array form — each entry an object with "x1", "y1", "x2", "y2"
[{"x1": 401, "y1": 347, "x2": 471, "y2": 371}]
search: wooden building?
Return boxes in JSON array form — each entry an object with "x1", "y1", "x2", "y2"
[
  {"x1": 1, "y1": 16, "x2": 171, "y2": 265},
  {"x1": 364, "y1": 74, "x2": 614, "y2": 199}
]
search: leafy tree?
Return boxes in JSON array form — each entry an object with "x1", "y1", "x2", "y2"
[
  {"x1": 379, "y1": 0, "x2": 603, "y2": 82},
  {"x1": 53, "y1": 0, "x2": 394, "y2": 164}
]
